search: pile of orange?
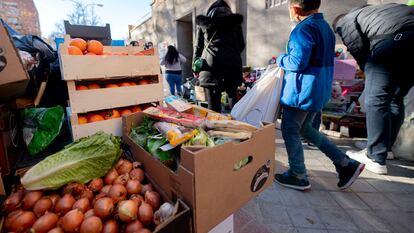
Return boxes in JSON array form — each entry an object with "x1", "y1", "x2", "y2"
[
  {"x1": 68, "y1": 38, "x2": 104, "y2": 55},
  {"x1": 75, "y1": 79, "x2": 152, "y2": 91},
  {"x1": 77, "y1": 104, "x2": 151, "y2": 125}
]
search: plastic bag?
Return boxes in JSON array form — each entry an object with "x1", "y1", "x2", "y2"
[
  {"x1": 21, "y1": 106, "x2": 64, "y2": 156},
  {"x1": 231, "y1": 65, "x2": 284, "y2": 127}
]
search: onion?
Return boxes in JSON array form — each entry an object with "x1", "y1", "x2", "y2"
[
  {"x1": 49, "y1": 194, "x2": 60, "y2": 210},
  {"x1": 33, "y1": 197, "x2": 53, "y2": 217},
  {"x1": 61, "y1": 209, "x2": 84, "y2": 233},
  {"x1": 9, "y1": 211, "x2": 36, "y2": 232},
  {"x1": 109, "y1": 184, "x2": 127, "y2": 203},
  {"x1": 2, "y1": 190, "x2": 24, "y2": 212},
  {"x1": 126, "y1": 180, "x2": 142, "y2": 195},
  {"x1": 92, "y1": 192, "x2": 107, "y2": 206},
  {"x1": 141, "y1": 183, "x2": 153, "y2": 195},
  {"x1": 118, "y1": 200, "x2": 138, "y2": 222},
  {"x1": 117, "y1": 160, "x2": 133, "y2": 174},
  {"x1": 130, "y1": 194, "x2": 143, "y2": 207},
  {"x1": 54, "y1": 194, "x2": 76, "y2": 216},
  {"x1": 94, "y1": 197, "x2": 114, "y2": 219},
  {"x1": 22, "y1": 191, "x2": 43, "y2": 210},
  {"x1": 80, "y1": 189, "x2": 94, "y2": 202},
  {"x1": 113, "y1": 173, "x2": 130, "y2": 186},
  {"x1": 138, "y1": 202, "x2": 154, "y2": 225},
  {"x1": 5, "y1": 209, "x2": 24, "y2": 230},
  {"x1": 145, "y1": 191, "x2": 161, "y2": 210},
  {"x1": 101, "y1": 185, "x2": 112, "y2": 195},
  {"x1": 80, "y1": 216, "x2": 102, "y2": 233},
  {"x1": 104, "y1": 169, "x2": 118, "y2": 185},
  {"x1": 84, "y1": 209, "x2": 95, "y2": 218},
  {"x1": 130, "y1": 168, "x2": 145, "y2": 182},
  {"x1": 137, "y1": 229, "x2": 152, "y2": 233},
  {"x1": 63, "y1": 183, "x2": 86, "y2": 199},
  {"x1": 102, "y1": 219, "x2": 119, "y2": 233},
  {"x1": 31, "y1": 212, "x2": 58, "y2": 233},
  {"x1": 72, "y1": 197, "x2": 90, "y2": 213},
  {"x1": 125, "y1": 220, "x2": 144, "y2": 233},
  {"x1": 47, "y1": 227, "x2": 64, "y2": 233},
  {"x1": 132, "y1": 161, "x2": 143, "y2": 168},
  {"x1": 88, "y1": 178, "x2": 104, "y2": 193}
]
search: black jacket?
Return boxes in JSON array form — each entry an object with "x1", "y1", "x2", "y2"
[
  {"x1": 194, "y1": 0, "x2": 245, "y2": 88},
  {"x1": 336, "y1": 3, "x2": 414, "y2": 70}
]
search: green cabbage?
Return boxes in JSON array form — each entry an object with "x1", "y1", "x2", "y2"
[{"x1": 21, "y1": 132, "x2": 121, "y2": 190}]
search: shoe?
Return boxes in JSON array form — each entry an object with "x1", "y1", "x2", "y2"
[
  {"x1": 306, "y1": 142, "x2": 318, "y2": 150},
  {"x1": 274, "y1": 171, "x2": 311, "y2": 191},
  {"x1": 336, "y1": 160, "x2": 365, "y2": 190},
  {"x1": 387, "y1": 152, "x2": 395, "y2": 160},
  {"x1": 346, "y1": 149, "x2": 388, "y2": 175},
  {"x1": 354, "y1": 142, "x2": 395, "y2": 160}
]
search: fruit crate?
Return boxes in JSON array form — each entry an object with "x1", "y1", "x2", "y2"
[{"x1": 58, "y1": 35, "x2": 160, "y2": 81}]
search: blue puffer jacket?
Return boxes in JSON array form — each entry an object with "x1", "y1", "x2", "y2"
[{"x1": 277, "y1": 13, "x2": 335, "y2": 112}]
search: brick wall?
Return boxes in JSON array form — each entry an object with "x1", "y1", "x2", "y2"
[{"x1": 0, "y1": 0, "x2": 41, "y2": 36}]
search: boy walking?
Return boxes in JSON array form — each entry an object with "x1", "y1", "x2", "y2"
[{"x1": 275, "y1": 0, "x2": 365, "y2": 191}]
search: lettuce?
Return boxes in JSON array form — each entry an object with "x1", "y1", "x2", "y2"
[{"x1": 21, "y1": 132, "x2": 121, "y2": 190}]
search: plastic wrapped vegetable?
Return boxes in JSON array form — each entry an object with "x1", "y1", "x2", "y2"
[
  {"x1": 183, "y1": 129, "x2": 215, "y2": 147},
  {"x1": 154, "y1": 122, "x2": 197, "y2": 147}
]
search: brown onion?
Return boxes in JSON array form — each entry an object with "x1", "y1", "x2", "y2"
[
  {"x1": 117, "y1": 160, "x2": 133, "y2": 174},
  {"x1": 22, "y1": 191, "x2": 43, "y2": 210},
  {"x1": 80, "y1": 216, "x2": 102, "y2": 233},
  {"x1": 109, "y1": 184, "x2": 127, "y2": 203},
  {"x1": 84, "y1": 209, "x2": 95, "y2": 218},
  {"x1": 104, "y1": 169, "x2": 118, "y2": 185},
  {"x1": 130, "y1": 194, "x2": 144, "y2": 207},
  {"x1": 126, "y1": 180, "x2": 142, "y2": 195},
  {"x1": 80, "y1": 189, "x2": 94, "y2": 202},
  {"x1": 102, "y1": 219, "x2": 119, "y2": 233},
  {"x1": 31, "y1": 212, "x2": 58, "y2": 233},
  {"x1": 49, "y1": 194, "x2": 60, "y2": 210},
  {"x1": 118, "y1": 200, "x2": 138, "y2": 222},
  {"x1": 94, "y1": 197, "x2": 114, "y2": 219},
  {"x1": 141, "y1": 183, "x2": 153, "y2": 195},
  {"x1": 137, "y1": 229, "x2": 152, "y2": 233},
  {"x1": 2, "y1": 190, "x2": 24, "y2": 212},
  {"x1": 129, "y1": 168, "x2": 145, "y2": 182},
  {"x1": 5, "y1": 209, "x2": 24, "y2": 230},
  {"x1": 92, "y1": 192, "x2": 107, "y2": 206},
  {"x1": 61, "y1": 209, "x2": 84, "y2": 233},
  {"x1": 47, "y1": 227, "x2": 64, "y2": 233},
  {"x1": 113, "y1": 173, "x2": 129, "y2": 186},
  {"x1": 88, "y1": 178, "x2": 104, "y2": 193},
  {"x1": 101, "y1": 185, "x2": 112, "y2": 195},
  {"x1": 138, "y1": 202, "x2": 153, "y2": 225},
  {"x1": 145, "y1": 191, "x2": 161, "y2": 210},
  {"x1": 72, "y1": 197, "x2": 90, "y2": 213},
  {"x1": 33, "y1": 197, "x2": 53, "y2": 217},
  {"x1": 54, "y1": 194, "x2": 76, "y2": 216},
  {"x1": 125, "y1": 220, "x2": 144, "y2": 233},
  {"x1": 63, "y1": 183, "x2": 86, "y2": 199},
  {"x1": 10, "y1": 211, "x2": 36, "y2": 232}
]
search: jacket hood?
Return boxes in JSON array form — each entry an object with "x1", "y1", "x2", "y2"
[
  {"x1": 196, "y1": 14, "x2": 243, "y2": 28},
  {"x1": 207, "y1": 0, "x2": 230, "y2": 15}
]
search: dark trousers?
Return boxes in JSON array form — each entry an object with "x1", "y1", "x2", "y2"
[
  {"x1": 365, "y1": 31, "x2": 414, "y2": 164},
  {"x1": 205, "y1": 86, "x2": 237, "y2": 113}
]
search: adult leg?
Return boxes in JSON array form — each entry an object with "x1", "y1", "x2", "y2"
[
  {"x1": 175, "y1": 74, "x2": 183, "y2": 96},
  {"x1": 166, "y1": 73, "x2": 176, "y2": 95},
  {"x1": 312, "y1": 111, "x2": 322, "y2": 131},
  {"x1": 205, "y1": 86, "x2": 222, "y2": 112}
]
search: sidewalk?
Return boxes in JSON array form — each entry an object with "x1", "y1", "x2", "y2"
[{"x1": 235, "y1": 129, "x2": 414, "y2": 233}]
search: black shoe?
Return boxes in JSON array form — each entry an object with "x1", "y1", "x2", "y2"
[
  {"x1": 336, "y1": 160, "x2": 365, "y2": 190},
  {"x1": 274, "y1": 171, "x2": 311, "y2": 191},
  {"x1": 306, "y1": 142, "x2": 318, "y2": 150}
]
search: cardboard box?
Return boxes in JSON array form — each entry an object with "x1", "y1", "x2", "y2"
[
  {"x1": 123, "y1": 112, "x2": 275, "y2": 233},
  {"x1": 209, "y1": 215, "x2": 234, "y2": 233},
  {"x1": 0, "y1": 21, "x2": 30, "y2": 102}
]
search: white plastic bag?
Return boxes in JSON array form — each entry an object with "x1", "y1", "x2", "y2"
[{"x1": 231, "y1": 65, "x2": 284, "y2": 127}]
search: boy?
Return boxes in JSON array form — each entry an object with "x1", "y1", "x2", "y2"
[{"x1": 275, "y1": 0, "x2": 365, "y2": 191}]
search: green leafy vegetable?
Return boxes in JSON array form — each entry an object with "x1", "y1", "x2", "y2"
[
  {"x1": 147, "y1": 137, "x2": 172, "y2": 162},
  {"x1": 130, "y1": 116, "x2": 158, "y2": 148},
  {"x1": 21, "y1": 132, "x2": 121, "y2": 190},
  {"x1": 183, "y1": 129, "x2": 215, "y2": 147}
]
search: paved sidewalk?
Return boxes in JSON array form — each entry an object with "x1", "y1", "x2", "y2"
[{"x1": 235, "y1": 129, "x2": 414, "y2": 233}]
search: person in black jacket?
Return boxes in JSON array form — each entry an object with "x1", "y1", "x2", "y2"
[
  {"x1": 334, "y1": 3, "x2": 414, "y2": 175},
  {"x1": 193, "y1": 0, "x2": 245, "y2": 112}
]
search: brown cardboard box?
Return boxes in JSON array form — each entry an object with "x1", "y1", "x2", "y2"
[
  {"x1": 123, "y1": 112, "x2": 275, "y2": 233},
  {"x1": 0, "y1": 22, "x2": 30, "y2": 102}
]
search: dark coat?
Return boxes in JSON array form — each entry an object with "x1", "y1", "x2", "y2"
[
  {"x1": 336, "y1": 3, "x2": 414, "y2": 70},
  {"x1": 194, "y1": 1, "x2": 245, "y2": 89}
]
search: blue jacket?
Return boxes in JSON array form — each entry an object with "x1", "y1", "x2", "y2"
[{"x1": 277, "y1": 13, "x2": 335, "y2": 112}]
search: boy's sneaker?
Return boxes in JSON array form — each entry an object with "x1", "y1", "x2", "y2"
[
  {"x1": 306, "y1": 142, "x2": 318, "y2": 150},
  {"x1": 274, "y1": 171, "x2": 311, "y2": 191},
  {"x1": 336, "y1": 160, "x2": 365, "y2": 190},
  {"x1": 346, "y1": 149, "x2": 387, "y2": 174}
]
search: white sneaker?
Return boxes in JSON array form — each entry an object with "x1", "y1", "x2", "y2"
[
  {"x1": 346, "y1": 149, "x2": 388, "y2": 175},
  {"x1": 353, "y1": 142, "x2": 395, "y2": 160}
]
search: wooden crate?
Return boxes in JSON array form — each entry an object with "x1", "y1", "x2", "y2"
[
  {"x1": 67, "y1": 78, "x2": 164, "y2": 114},
  {"x1": 69, "y1": 112, "x2": 123, "y2": 140},
  {"x1": 59, "y1": 35, "x2": 161, "y2": 81}
]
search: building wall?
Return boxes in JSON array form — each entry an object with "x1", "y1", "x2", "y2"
[{"x1": 0, "y1": 0, "x2": 41, "y2": 36}]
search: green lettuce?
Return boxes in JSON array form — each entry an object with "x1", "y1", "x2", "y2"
[{"x1": 21, "y1": 132, "x2": 121, "y2": 190}]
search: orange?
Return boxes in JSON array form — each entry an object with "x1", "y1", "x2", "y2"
[
  {"x1": 138, "y1": 79, "x2": 151, "y2": 85},
  {"x1": 120, "y1": 82, "x2": 131, "y2": 87},
  {"x1": 131, "y1": 106, "x2": 142, "y2": 113},
  {"x1": 88, "y1": 84, "x2": 101, "y2": 89},
  {"x1": 68, "y1": 46, "x2": 83, "y2": 55},
  {"x1": 87, "y1": 114, "x2": 105, "y2": 123},
  {"x1": 76, "y1": 85, "x2": 88, "y2": 91},
  {"x1": 78, "y1": 116, "x2": 88, "y2": 124},
  {"x1": 70, "y1": 38, "x2": 87, "y2": 52},
  {"x1": 104, "y1": 109, "x2": 121, "y2": 120},
  {"x1": 87, "y1": 40, "x2": 104, "y2": 55},
  {"x1": 105, "y1": 84, "x2": 119, "y2": 88},
  {"x1": 129, "y1": 82, "x2": 137, "y2": 86},
  {"x1": 120, "y1": 109, "x2": 132, "y2": 116},
  {"x1": 85, "y1": 52, "x2": 96, "y2": 56}
]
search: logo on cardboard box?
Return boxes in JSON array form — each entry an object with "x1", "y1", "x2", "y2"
[
  {"x1": 250, "y1": 160, "x2": 271, "y2": 192},
  {"x1": 0, "y1": 47, "x2": 7, "y2": 72}
]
